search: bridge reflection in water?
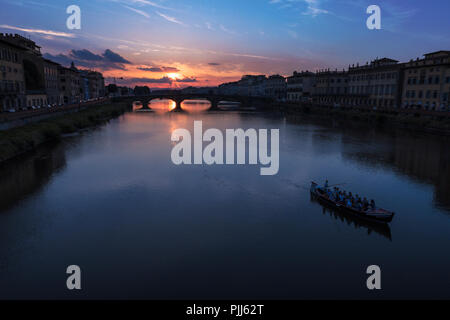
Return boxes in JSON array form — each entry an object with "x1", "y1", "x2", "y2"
[
  {"x1": 134, "y1": 99, "x2": 177, "y2": 112},
  {"x1": 133, "y1": 99, "x2": 240, "y2": 113},
  {"x1": 125, "y1": 92, "x2": 271, "y2": 113}
]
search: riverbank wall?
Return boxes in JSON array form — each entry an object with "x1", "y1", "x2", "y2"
[
  {"x1": 274, "y1": 102, "x2": 450, "y2": 135},
  {"x1": 0, "y1": 98, "x2": 113, "y2": 131},
  {"x1": 0, "y1": 102, "x2": 130, "y2": 163}
]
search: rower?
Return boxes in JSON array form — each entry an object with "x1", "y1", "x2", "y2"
[
  {"x1": 346, "y1": 198, "x2": 352, "y2": 207},
  {"x1": 324, "y1": 180, "x2": 329, "y2": 190},
  {"x1": 363, "y1": 197, "x2": 369, "y2": 210},
  {"x1": 370, "y1": 199, "x2": 376, "y2": 209},
  {"x1": 327, "y1": 189, "x2": 333, "y2": 199},
  {"x1": 356, "y1": 201, "x2": 363, "y2": 210}
]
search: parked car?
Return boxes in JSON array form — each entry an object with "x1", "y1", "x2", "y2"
[{"x1": 7, "y1": 109, "x2": 16, "y2": 113}]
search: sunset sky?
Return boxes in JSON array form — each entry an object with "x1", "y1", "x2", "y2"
[{"x1": 1, "y1": 0, "x2": 449, "y2": 88}]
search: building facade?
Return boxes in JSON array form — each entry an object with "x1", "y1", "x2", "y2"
[
  {"x1": 264, "y1": 75, "x2": 286, "y2": 101},
  {"x1": 59, "y1": 63, "x2": 81, "y2": 104},
  {"x1": 1, "y1": 33, "x2": 108, "y2": 111},
  {"x1": 43, "y1": 58, "x2": 62, "y2": 106},
  {"x1": 402, "y1": 51, "x2": 450, "y2": 110},
  {"x1": 0, "y1": 37, "x2": 26, "y2": 111},
  {"x1": 286, "y1": 71, "x2": 315, "y2": 102},
  {"x1": 219, "y1": 75, "x2": 267, "y2": 97},
  {"x1": 0, "y1": 34, "x2": 48, "y2": 109},
  {"x1": 240, "y1": 75, "x2": 267, "y2": 97},
  {"x1": 347, "y1": 58, "x2": 403, "y2": 109},
  {"x1": 26, "y1": 92, "x2": 47, "y2": 108},
  {"x1": 218, "y1": 81, "x2": 241, "y2": 96},
  {"x1": 313, "y1": 70, "x2": 348, "y2": 106},
  {"x1": 80, "y1": 70, "x2": 105, "y2": 100}
]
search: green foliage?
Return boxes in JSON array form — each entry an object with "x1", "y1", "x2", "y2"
[{"x1": 0, "y1": 103, "x2": 128, "y2": 162}]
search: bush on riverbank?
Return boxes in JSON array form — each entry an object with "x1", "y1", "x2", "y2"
[{"x1": 0, "y1": 103, "x2": 129, "y2": 163}]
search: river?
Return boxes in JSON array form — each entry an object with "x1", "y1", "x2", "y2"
[{"x1": 0, "y1": 100, "x2": 449, "y2": 299}]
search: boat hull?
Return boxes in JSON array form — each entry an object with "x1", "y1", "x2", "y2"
[{"x1": 311, "y1": 187, "x2": 395, "y2": 224}]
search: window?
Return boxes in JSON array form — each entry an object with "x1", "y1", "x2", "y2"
[{"x1": 435, "y1": 76, "x2": 440, "y2": 84}]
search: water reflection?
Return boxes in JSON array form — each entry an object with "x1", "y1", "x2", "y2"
[
  {"x1": 132, "y1": 101, "x2": 143, "y2": 110},
  {"x1": 339, "y1": 126, "x2": 450, "y2": 210},
  {"x1": 218, "y1": 101, "x2": 241, "y2": 111},
  {"x1": 0, "y1": 111, "x2": 450, "y2": 299},
  {"x1": 133, "y1": 99, "x2": 242, "y2": 113},
  {"x1": 181, "y1": 99, "x2": 211, "y2": 112},
  {"x1": 148, "y1": 99, "x2": 176, "y2": 112},
  {"x1": 286, "y1": 115, "x2": 450, "y2": 212},
  {"x1": 0, "y1": 143, "x2": 67, "y2": 212},
  {"x1": 310, "y1": 194, "x2": 392, "y2": 241}
]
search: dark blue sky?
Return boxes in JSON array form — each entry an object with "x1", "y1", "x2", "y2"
[{"x1": 1, "y1": 0, "x2": 449, "y2": 87}]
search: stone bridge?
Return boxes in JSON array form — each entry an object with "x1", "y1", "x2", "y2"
[{"x1": 113, "y1": 93, "x2": 273, "y2": 111}]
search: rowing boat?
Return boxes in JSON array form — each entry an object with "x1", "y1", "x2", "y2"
[{"x1": 310, "y1": 182, "x2": 395, "y2": 224}]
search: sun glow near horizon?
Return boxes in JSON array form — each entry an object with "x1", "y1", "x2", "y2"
[{"x1": 167, "y1": 73, "x2": 182, "y2": 80}]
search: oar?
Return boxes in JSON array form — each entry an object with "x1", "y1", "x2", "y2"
[{"x1": 329, "y1": 183, "x2": 347, "y2": 188}]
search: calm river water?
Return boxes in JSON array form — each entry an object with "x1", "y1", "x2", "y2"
[{"x1": 0, "y1": 100, "x2": 449, "y2": 299}]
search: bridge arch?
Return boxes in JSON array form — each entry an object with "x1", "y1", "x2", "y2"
[
  {"x1": 146, "y1": 97, "x2": 178, "y2": 112},
  {"x1": 179, "y1": 98, "x2": 212, "y2": 112},
  {"x1": 124, "y1": 93, "x2": 272, "y2": 112}
]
